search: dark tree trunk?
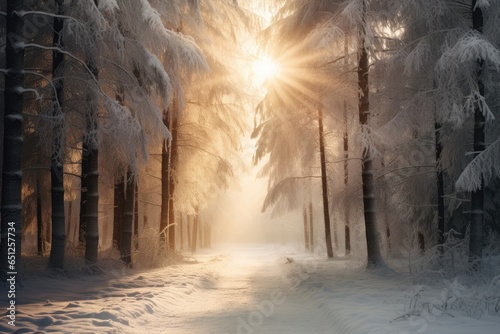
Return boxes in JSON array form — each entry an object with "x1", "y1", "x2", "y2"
[
  {"x1": 318, "y1": 107, "x2": 334, "y2": 258},
  {"x1": 1, "y1": 0, "x2": 25, "y2": 279},
  {"x1": 84, "y1": 147, "x2": 99, "y2": 265},
  {"x1": 121, "y1": 173, "x2": 134, "y2": 266},
  {"x1": 83, "y1": 0, "x2": 100, "y2": 266},
  {"x1": 358, "y1": 1, "x2": 385, "y2": 268},
  {"x1": 79, "y1": 145, "x2": 89, "y2": 244},
  {"x1": 303, "y1": 205, "x2": 310, "y2": 250},
  {"x1": 48, "y1": 0, "x2": 66, "y2": 270},
  {"x1": 167, "y1": 115, "x2": 179, "y2": 253},
  {"x1": 159, "y1": 112, "x2": 170, "y2": 244},
  {"x1": 37, "y1": 175, "x2": 43, "y2": 256},
  {"x1": 418, "y1": 231, "x2": 425, "y2": 254},
  {"x1": 344, "y1": 35, "x2": 351, "y2": 256},
  {"x1": 435, "y1": 122, "x2": 445, "y2": 248},
  {"x1": 113, "y1": 178, "x2": 124, "y2": 251},
  {"x1": 309, "y1": 201, "x2": 314, "y2": 249},
  {"x1": 469, "y1": 0, "x2": 485, "y2": 271},
  {"x1": 133, "y1": 182, "x2": 139, "y2": 251}
]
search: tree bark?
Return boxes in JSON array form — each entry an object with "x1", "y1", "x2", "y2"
[
  {"x1": 167, "y1": 114, "x2": 179, "y2": 252},
  {"x1": 309, "y1": 201, "x2": 314, "y2": 249},
  {"x1": 83, "y1": 0, "x2": 100, "y2": 266},
  {"x1": 84, "y1": 147, "x2": 99, "y2": 265},
  {"x1": 358, "y1": 0, "x2": 385, "y2": 268},
  {"x1": 159, "y1": 111, "x2": 170, "y2": 245},
  {"x1": 121, "y1": 172, "x2": 134, "y2": 266},
  {"x1": 435, "y1": 121, "x2": 445, "y2": 248},
  {"x1": 37, "y1": 175, "x2": 43, "y2": 256},
  {"x1": 79, "y1": 144, "x2": 89, "y2": 244},
  {"x1": 1, "y1": 0, "x2": 25, "y2": 279},
  {"x1": 133, "y1": 182, "x2": 139, "y2": 251},
  {"x1": 48, "y1": 0, "x2": 66, "y2": 270},
  {"x1": 469, "y1": 0, "x2": 485, "y2": 271},
  {"x1": 191, "y1": 209, "x2": 199, "y2": 253},
  {"x1": 303, "y1": 205, "x2": 310, "y2": 250},
  {"x1": 318, "y1": 106, "x2": 334, "y2": 258},
  {"x1": 113, "y1": 178, "x2": 124, "y2": 251},
  {"x1": 344, "y1": 34, "x2": 351, "y2": 256}
]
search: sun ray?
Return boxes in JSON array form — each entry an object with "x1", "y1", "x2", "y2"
[{"x1": 252, "y1": 55, "x2": 281, "y2": 85}]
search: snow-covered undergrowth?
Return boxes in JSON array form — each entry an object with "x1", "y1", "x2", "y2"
[{"x1": 278, "y1": 245, "x2": 500, "y2": 334}]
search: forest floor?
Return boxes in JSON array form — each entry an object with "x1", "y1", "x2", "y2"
[{"x1": 3, "y1": 244, "x2": 500, "y2": 333}]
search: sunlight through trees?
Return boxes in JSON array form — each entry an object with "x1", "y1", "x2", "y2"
[{"x1": 1, "y1": 0, "x2": 500, "y2": 278}]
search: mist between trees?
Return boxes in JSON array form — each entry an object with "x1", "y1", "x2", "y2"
[{"x1": 1, "y1": 0, "x2": 500, "y2": 286}]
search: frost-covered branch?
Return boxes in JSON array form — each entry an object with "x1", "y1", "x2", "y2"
[
  {"x1": 15, "y1": 10, "x2": 79, "y2": 23},
  {"x1": 20, "y1": 43, "x2": 99, "y2": 84},
  {"x1": 456, "y1": 139, "x2": 500, "y2": 191}
]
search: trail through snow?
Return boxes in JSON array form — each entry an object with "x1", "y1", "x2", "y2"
[{"x1": 4, "y1": 244, "x2": 500, "y2": 333}]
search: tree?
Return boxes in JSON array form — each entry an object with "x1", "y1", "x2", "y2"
[
  {"x1": 468, "y1": 0, "x2": 485, "y2": 270},
  {"x1": 356, "y1": 0, "x2": 385, "y2": 268},
  {"x1": 318, "y1": 105, "x2": 334, "y2": 258},
  {"x1": 48, "y1": 0, "x2": 66, "y2": 270},
  {"x1": 1, "y1": 0, "x2": 25, "y2": 278}
]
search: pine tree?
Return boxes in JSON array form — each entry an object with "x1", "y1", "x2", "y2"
[
  {"x1": 48, "y1": 0, "x2": 66, "y2": 270},
  {"x1": 0, "y1": 0, "x2": 25, "y2": 279}
]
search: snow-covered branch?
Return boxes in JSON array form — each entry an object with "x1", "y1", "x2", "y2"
[{"x1": 456, "y1": 139, "x2": 500, "y2": 192}]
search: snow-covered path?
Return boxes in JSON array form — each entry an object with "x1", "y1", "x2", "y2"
[
  {"x1": 8, "y1": 245, "x2": 337, "y2": 334},
  {"x1": 145, "y1": 244, "x2": 336, "y2": 334}
]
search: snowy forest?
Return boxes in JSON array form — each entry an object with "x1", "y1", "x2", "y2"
[{"x1": 1, "y1": 0, "x2": 500, "y2": 333}]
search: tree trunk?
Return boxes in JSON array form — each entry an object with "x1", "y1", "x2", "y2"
[
  {"x1": 84, "y1": 147, "x2": 99, "y2": 265},
  {"x1": 1, "y1": 0, "x2": 25, "y2": 279},
  {"x1": 37, "y1": 175, "x2": 43, "y2": 256},
  {"x1": 179, "y1": 212, "x2": 184, "y2": 250},
  {"x1": 318, "y1": 106, "x2": 334, "y2": 258},
  {"x1": 167, "y1": 115, "x2": 179, "y2": 252},
  {"x1": 303, "y1": 205, "x2": 310, "y2": 250},
  {"x1": 344, "y1": 35, "x2": 351, "y2": 256},
  {"x1": 418, "y1": 231, "x2": 425, "y2": 254},
  {"x1": 83, "y1": 0, "x2": 100, "y2": 265},
  {"x1": 159, "y1": 111, "x2": 170, "y2": 245},
  {"x1": 79, "y1": 144, "x2": 89, "y2": 244},
  {"x1": 435, "y1": 121, "x2": 445, "y2": 249},
  {"x1": 187, "y1": 214, "x2": 192, "y2": 250},
  {"x1": 133, "y1": 182, "x2": 139, "y2": 251},
  {"x1": 469, "y1": 0, "x2": 485, "y2": 271},
  {"x1": 191, "y1": 210, "x2": 199, "y2": 253},
  {"x1": 309, "y1": 201, "x2": 314, "y2": 250},
  {"x1": 48, "y1": 0, "x2": 66, "y2": 270},
  {"x1": 113, "y1": 178, "x2": 124, "y2": 251},
  {"x1": 358, "y1": 1, "x2": 385, "y2": 268},
  {"x1": 121, "y1": 172, "x2": 134, "y2": 266}
]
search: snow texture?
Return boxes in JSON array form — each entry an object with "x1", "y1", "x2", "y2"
[{"x1": 4, "y1": 245, "x2": 500, "y2": 333}]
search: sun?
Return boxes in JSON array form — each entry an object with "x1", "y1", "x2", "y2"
[{"x1": 252, "y1": 55, "x2": 281, "y2": 85}]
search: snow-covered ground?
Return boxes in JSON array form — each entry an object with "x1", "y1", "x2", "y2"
[{"x1": 3, "y1": 244, "x2": 500, "y2": 333}]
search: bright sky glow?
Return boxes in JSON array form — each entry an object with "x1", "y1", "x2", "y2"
[{"x1": 252, "y1": 55, "x2": 281, "y2": 85}]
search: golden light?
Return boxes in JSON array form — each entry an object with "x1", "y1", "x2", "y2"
[{"x1": 252, "y1": 55, "x2": 281, "y2": 85}]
